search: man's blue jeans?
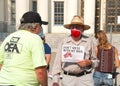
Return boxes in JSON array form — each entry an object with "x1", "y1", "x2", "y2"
[{"x1": 93, "y1": 71, "x2": 113, "y2": 86}]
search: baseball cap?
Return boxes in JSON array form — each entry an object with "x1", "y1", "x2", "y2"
[{"x1": 20, "y1": 11, "x2": 48, "y2": 25}]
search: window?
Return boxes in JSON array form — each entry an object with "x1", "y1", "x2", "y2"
[
  {"x1": 32, "y1": 1, "x2": 37, "y2": 12},
  {"x1": 54, "y1": 1, "x2": 64, "y2": 25},
  {"x1": 11, "y1": 0, "x2": 15, "y2": 25},
  {"x1": 106, "y1": 0, "x2": 120, "y2": 33}
]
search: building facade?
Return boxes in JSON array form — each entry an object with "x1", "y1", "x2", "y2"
[
  {"x1": 1, "y1": 0, "x2": 120, "y2": 53},
  {"x1": 0, "y1": 0, "x2": 96, "y2": 34}
]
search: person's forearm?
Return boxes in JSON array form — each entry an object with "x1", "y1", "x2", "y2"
[
  {"x1": 35, "y1": 67, "x2": 48, "y2": 86},
  {"x1": 45, "y1": 54, "x2": 51, "y2": 65},
  {"x1": 39, "y1": 70, "x2": 48, "y2": 86}
]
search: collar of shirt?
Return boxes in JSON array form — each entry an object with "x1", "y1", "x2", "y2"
[{"x1": 65, "y1": 35, "x2": 88, "y2": 45}]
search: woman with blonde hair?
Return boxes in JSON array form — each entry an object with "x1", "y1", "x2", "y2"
[{"x1": 93, "y1": 30, "x2": 120, "y2": 86}]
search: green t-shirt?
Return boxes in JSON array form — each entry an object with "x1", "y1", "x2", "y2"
[{"x1": 0, "y1": 30, "x2": 47, "y2": 86}]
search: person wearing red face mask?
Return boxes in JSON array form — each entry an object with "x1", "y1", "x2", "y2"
[{"x1": 52, "y1": 15, "x2": 99, "y2": 86}]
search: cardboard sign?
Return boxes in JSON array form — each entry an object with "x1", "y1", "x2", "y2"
[{"x1": 62, "y1": 45, "x2": 85, "y2": 62}]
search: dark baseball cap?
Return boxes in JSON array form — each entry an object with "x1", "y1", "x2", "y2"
[{"x1": 20, "y1": 11, "x2": 48, "y2": 25}]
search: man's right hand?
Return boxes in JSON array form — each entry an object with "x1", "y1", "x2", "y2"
[{"x1": 53, "y1": 82, "x2": 59, "y2": 86}]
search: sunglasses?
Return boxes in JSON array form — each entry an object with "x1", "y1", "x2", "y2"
[{"x1": 70, "y1": 25, "x2": 84, "y2": 29}]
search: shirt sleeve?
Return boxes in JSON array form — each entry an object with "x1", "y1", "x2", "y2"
[
  {"x1": 52, "y1": 41, "x2": 62, "y2": 83},
  {"x1": 0, "y1": 40, "x2": 7, "y2": 64},
  {"x1": 0, "y1": 43, "x2": 4, "y2": 64},
  {"x1": 90, "y1": 37, "x2": 99, "y2": 68},
  {"x1": 44, "y1": 43, "x2": 51, "y2": 54}
]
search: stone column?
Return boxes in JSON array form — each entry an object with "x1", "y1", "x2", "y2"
[
  {"x1": 16, "y1": 0, "x2": 29, "y2": 29},
  {"x1": 100, "y1": 0, "x2": 106, "y2": 30},
  {"x1": 65, "y1": 0, "x2": 77, "y2": 24},
  {"x1": 37, "y1": 0, "x2": 48, "y2": 33},
  {"x1": 84, "y1": 0, "x2": 95, "y2": 34},
  {"x1": 0, "y1": 0, "x2": 4, "y2": 21}
]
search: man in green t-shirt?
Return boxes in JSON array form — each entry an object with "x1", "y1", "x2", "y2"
[{"x1": 0, "y1": 11, "x2": 48, "y2": 86}]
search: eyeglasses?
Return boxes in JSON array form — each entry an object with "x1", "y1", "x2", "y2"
[{"x1": 70, "y1": 25, "x2": 84, "y2": 29}]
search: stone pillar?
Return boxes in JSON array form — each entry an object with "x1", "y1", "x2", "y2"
[
  {"x1": 100, "y1": 0, "x2": 106, "y2": 30},
  {"x1": 0, "y1": 0, "x2": 4, "y2": 21},
  {"x1": 16, "y1": 0, "x2": 29, "y2": 29},
  {"x1": 84, "y1": 0, "x2": 95, "y2": 34},
  {"x1": 65, "y1": 0, "x2": 78, "y2": 24},
  {"x1": 37, "y1": 0, "x2": 48, "y2": 33}
]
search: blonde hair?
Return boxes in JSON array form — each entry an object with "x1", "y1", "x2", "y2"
[{"x1": 95, "y1": 30, "x2": 111, "y2": 49}]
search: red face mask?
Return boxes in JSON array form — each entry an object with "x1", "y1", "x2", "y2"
[{"x1": 71, "y1": 29, "x2": 81, "y2": 38}]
